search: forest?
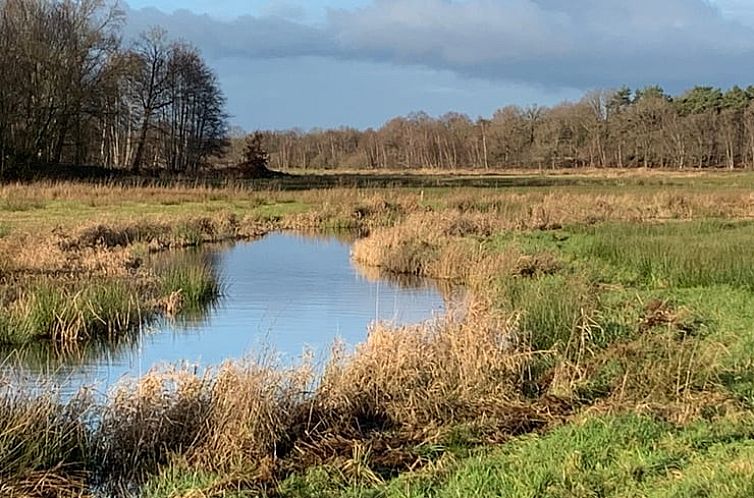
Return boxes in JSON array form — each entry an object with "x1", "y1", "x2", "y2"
[
  {"x1": 0, "y1": 0, "x2": 227, "y2": 177},
  {"x1": 255, "y1": 85, "x2": 754, "y2": 171},
  {"x1": 4, "y1": 0, "x2": 754, "y2": 176}
]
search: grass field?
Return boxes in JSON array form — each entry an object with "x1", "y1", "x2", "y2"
[{"x1": 2, "y1": 169, "x2": 754, "y2": 497}]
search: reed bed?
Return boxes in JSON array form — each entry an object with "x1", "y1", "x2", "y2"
[
  {"x1": 0, "y1": 381, "x2": 91, "y2": 497},
  {"x1": 0, "y1": 304, "x2": 545, "y2": 496},
  {"x1": 0, "y1": 280, "x2": 141, "y2": 344}
]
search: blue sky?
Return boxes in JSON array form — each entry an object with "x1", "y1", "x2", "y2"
[{"x1": 124, "y1": 0, "x2": 754, "y2": 131}]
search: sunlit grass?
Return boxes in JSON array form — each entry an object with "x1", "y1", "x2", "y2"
[
  {"x1": 3, "y1": 174, "x2": 754, "y2": 495},
  {"x1": 572, "y1": 220, "x2": 754, "y2": 290},
  {"x1": 0, "y1": 280, "x2": 141, "y2": 344}
]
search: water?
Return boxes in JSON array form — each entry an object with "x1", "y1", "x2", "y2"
[{"x1": 2, "y1": 232, "x2": 445, "y2": 396}]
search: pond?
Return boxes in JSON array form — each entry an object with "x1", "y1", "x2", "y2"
[{"x1": 2, "y1": 232, "x2": 446, "y2": 396}]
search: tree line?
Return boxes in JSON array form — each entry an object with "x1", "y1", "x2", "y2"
[
  {"x1": 252, "y1": 85, "x2": 754, "y2": 170},
  {"x1": 3, "y1": 0, "x2": 754, "y2": 176},
  {"x1": 0, "y1": 0, "x2": 227, "y2": 177}
]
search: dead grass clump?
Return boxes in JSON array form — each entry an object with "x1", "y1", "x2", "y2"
[
  {"x1": 352, "y1": 212, "x2": 531, "y2": 284},
  {"x1": 317, "y1": 308, "x2": 532, "y2": 430},
  {"x1": 95, "y1": 358, "x2": 314, "y2": 485},
  {"x1": 78, "y1": 247, "x2": 142, "y2": 277},
  {"x1": 513, "y1": 252, "x2": 561, "y2": 278},
  {"x1": 443, "y1": 213, "x2": 496, "y2": 238},
  {"x1": 158, "y1": 290, "x2": 184, "y2": 318},
  {"x1": 0, "y1": 472, "x2": 90, "y2": 498},
  {"x1": 576, "y1": 326, "x2": 718, "y2": 417},
  {"x1": 0, "y1": 235, "x2": 68, "y2": 274},
  {"x1": 351, "y1": 215, "x2": 441, "y2": 276},
  {"x1": 639, "y1": 299, "x2": 701, "y2": 334},
  {"x1": 0, "y1": 381, "x2": 91, "y2": 497},
  {"x1": 352, "y1": 197, "x2": 402, "y2": 221},
  {"x1": 189, "y1": 358, "x2": 314, "y2": 472},
  {"x1": 66, "y1": 223, "x2": 146, "y2": 250},
  {"x1": 95, "y1": 368, "x2": 213, "y2": 484},
  {"x1": 59, "y1": 214, "x2": 247, "y2": 256},
  {"x1": 352, "y1": 212, "x2": 501, "y2": 278}
]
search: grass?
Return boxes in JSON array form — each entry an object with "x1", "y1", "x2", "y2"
[
  {"x1": 158, "y1": 261, "x2": 222, "y2": 316},
  {"x1": 391, "y1": 414, "x2": 754, "y2": 498},
  {"x1": 571, "y1": 220, "x2": 754, "y2": 290},
  {"x1": 0, "y1": 280, "x2": 142, "y2": 344},
  {"x1": 141, "y1": 465, "x2": 253, "y2": 498},
  {"x1": 3, "y1": 170, "x2": 754, "y2": 495},
  {"x1": 0, "y1": 385, "x2": 91, "y2": 497},
  {"x1": 276, "y1": 414, "x2": 754, "y2": 497}
]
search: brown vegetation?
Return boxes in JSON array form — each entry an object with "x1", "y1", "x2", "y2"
[{"x1": 253, "y1": 86, "x2": 754, "y2": 170}]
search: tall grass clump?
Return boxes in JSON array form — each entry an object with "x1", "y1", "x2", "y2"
[
  {"x1": 318, "y1": 307, "x2": 536, "y2": 431},
  {"x1": 0, "y1": 381, "x2": 91, "y2": 497},
  {"x1": 158, "y1": 262, "x2": 222, "y2": 316},
  {"x1": 351, "y1": 212, "x2": 501, "y2": 281},
  {"x1": 94, "y1": 368, "x2": 214, "y2": 486},
  {"x1": 94, "y1": 357, "x2": 313, "y2": 487},
  {"x1": 4, "y1": 280, "x2": 142, "y2": 345},
  {"x1": 494, "y1": 275, "x2": 595, "y2": 353},
  {"x1": 188, "y1": 357, "x2": 313, "y2": 474}
]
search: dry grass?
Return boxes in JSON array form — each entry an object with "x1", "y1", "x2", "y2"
[
  {"x1": 188, "y1": 357, "x2": 314, "y2": 472},
  {"x1": 0, "y1": 299, "x2": 554, "y2": 495},
  {"x1": 318, "y1": 304, "x2": 535, "y2": 430},
  {"x1": 351, "y1": 212, "x2": 542, "y2": 291},
  {"x1": 0, "y1": 378, "x2": 91, "y2": 497},
  {"x1": 95, "y1": 367, "x2": 214, "y2": 485},
  {"x1": 351, "y1": 212, "x2": 496, "y2": 280}
]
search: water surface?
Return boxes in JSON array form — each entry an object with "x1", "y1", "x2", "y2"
[{"x1": 4, "y1": 233, "x2": 444, "y2": 395}]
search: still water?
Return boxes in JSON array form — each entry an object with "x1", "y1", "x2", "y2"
[{"x1": 4, "y1": 232, "x2": 445, "y2": 395}]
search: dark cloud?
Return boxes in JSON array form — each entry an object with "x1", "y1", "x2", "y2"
[
  {"x1": 329, "y1": 0, "x2": 754, "y2": 88},
  {"x1": 125, "y1": 0, "x2": 754, "y2": 90},
  {"x1": 124, "y1": 6, "x2": 336, "y2": 59}
]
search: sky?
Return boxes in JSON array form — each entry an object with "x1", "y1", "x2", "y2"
[{"x1": 123, "y1": 0, "x2": 754, "y2": 131}]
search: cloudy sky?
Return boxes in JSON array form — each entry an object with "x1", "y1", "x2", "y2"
[{"x1": 124, "y1": 0, "x2": 754, "y2": 131}]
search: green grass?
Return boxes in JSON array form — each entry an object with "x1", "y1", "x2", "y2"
[
  {"x1": 0, "y1": 281, "x2": 142, "y2": 344},
  {"x1": 141, "y1": 466, "x2": 252, "y2": 498},
  {"x1": 0, "y1": 196, "x2": 309, "y2": 232},
  {"x1": 569, "y1": 220, "x2": 754, "y2": 290},
  {"x1": 158, "y1": 260, "x2": 222, "y2": 314},
  {"x1": 494, "y1": 274, "x2": 595, "y2": 352},
  {"x1": 414, "y1": 415, "x2": 754, "y2": 498},
  {"x1": 486, "y1": 220, "x2": 754, "y2": 290},
  {"x1": 480, "y1": 219, "x2": 754, "y2": 405},
  {"x1": 277, "y1": 415, "x2": 754, "y2": 498}
]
